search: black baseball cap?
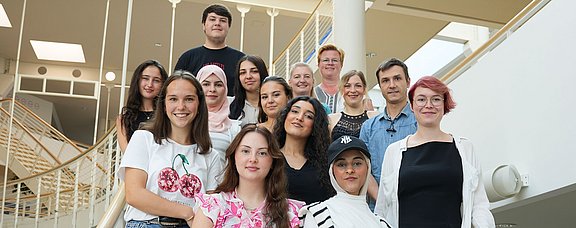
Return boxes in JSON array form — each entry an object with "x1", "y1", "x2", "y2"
[{"x1": 328, "y1": 135, "x2": 370, "y2": 164}]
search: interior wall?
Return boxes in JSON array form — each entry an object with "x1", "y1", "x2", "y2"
[{"x1": 440, "y1": 0, "x2": 576, "y2": 211}]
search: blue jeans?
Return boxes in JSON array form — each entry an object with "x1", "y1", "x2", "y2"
[{"x1": 126, "y1": 220, "x2": 189, "y2": 228}]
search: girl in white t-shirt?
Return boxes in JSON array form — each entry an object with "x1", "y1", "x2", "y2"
[{"x1": 119, "y1": 70, "x2": 225, "y2": 227}]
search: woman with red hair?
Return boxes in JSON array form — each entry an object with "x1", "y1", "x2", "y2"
[{"x1": 374, "y1": 76, "x2": 495, "y2": 228}]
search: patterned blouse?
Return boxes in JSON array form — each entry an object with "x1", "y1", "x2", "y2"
[{"x1": 195, "y1": 190, "x2": 304, "y2": 228}]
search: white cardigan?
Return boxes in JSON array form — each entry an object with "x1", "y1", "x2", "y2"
[{"x1": 374, "y1": 135, "x2": 495, "y2": 228}]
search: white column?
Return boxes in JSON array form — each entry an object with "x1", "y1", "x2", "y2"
[
  {"x1": 333, "y1": 0, "x2": 366, "y2": 75},
  {"x1": 237, "y1": 4, "x2": 251, "y2": 52},
  {"x1": 168, "y1": 0, "x2": 181, "y2": 75},
  {"x1": 267, "y1": 8, "x2": 279, "y2": 75}
]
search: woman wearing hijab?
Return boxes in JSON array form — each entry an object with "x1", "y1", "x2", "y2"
[
  {"x1": 197, "y1": 65, "x2": 241, "y2": 154},
  {"x1": 300, "y1": 135, "x2": 390, "y2": 228}
]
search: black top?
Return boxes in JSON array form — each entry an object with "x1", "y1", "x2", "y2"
[
  {"x1": 284, "y1": 159, "x2": 332, "y2": 205},
  {"x1": 175, "y1": 46, "x2": 245, "y2": 96},
  {"x1": 127, "y1": 111, "x2": 153, "y2": 141},
  {"x1": 331, "y1": 111, "x2": 368, "y2": 141},
  {"x1": 398, "y1": 141, "x2": 463, "y2": 228}
]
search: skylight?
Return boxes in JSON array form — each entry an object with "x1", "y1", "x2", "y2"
[
  {"x1": 0, "y1": 4, "x2": 12, "y2": 28},
  {"x1": 405, "y1": 38, "x2": 464, "y2": 83},
  {"x1": 30, "y1": 40, "x2": 86, "y2": 63}
]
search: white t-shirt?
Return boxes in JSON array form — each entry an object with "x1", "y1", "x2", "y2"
[
  {"x1": 239, "y1": 101, "x2": 258, "y2": 127},
  {"x1": 118, "y1": 130, "x2": 225, "y2": 222},
  {"x1": 209, "y1": 120, "x2": 240, "y2": 155}
]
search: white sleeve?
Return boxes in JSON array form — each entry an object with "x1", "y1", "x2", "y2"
[
  {"x1": 302, "y1": 212, "x2": 320, "y2": 228},
  {"x1": 205, "y1": 149, "x2": 225, "y2": 191},
  {"x1": 374, "y1": 144, "x2": 393, "y2": 216},
  {"x1": 118, "y1": 130, "x2": 152, "y2": 181},
  {"x1": 467, "y1": 142, "x2": 496, "y2": 227}
]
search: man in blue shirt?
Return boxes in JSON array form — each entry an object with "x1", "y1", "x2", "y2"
[{"x1": 360, "y1": 58, "x2": 417, "y2": 199}]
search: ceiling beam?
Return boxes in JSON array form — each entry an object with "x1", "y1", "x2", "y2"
[
  {"x1": 182, "y1": 0, "x2": 318, "y2": 14},
  {"x1": 371, "y1": 0, "x2": 505, "y2": 29}
]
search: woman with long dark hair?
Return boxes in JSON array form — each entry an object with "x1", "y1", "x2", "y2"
[
  {"x1": 116, "y1": 60, "x2": 168, "y2": 152},
  {"x1": 273, "y1": 96, "x2": 335, "y2": 204},
  {"x1": 193, "y1": 124, "x2": 303, "y2": 227},
  {"x1": 229, "y1": 55, "x2": 268, "y2": 126},
  {"x1": 119, "y1": 70, "x2": 225, "y2": 227}
]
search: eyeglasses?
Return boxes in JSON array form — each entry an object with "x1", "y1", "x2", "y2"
[
  {"x1": 414, "y1": 95, "x2": 444, "y2": 107},
  {"x1": 157, "y1": 154, "x2": 202, "y2": 198},
  {"x1": 321, "y1": 58, "x2": 340, "y2": 64}
]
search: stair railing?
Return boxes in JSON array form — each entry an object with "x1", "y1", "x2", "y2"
[
  {"x1": 440, "y1": 0, "x2": 550, "y2": 84},
  {"x1": 271, "y1": 0, "x2": 334, "y2": 78},
  {"x1": 0, "y1": 123, "x2": 119, "y2": 227},
  {"x1": 0, "y1": 99, "x2": 85, "y2": 163}
]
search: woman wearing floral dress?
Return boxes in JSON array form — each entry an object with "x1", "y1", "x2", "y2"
[{"x1": 193, "y1": 124, "x2": 303, "y2": 227}]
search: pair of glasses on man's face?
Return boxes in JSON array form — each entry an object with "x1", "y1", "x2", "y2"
[{"x1": 320, "y1": 58, "x2": 340, "y2": 64}]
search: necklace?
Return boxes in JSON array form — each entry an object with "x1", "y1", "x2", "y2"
[
  {"x1": 142, "y1": 111, "x2": 153, "y2": 120},
  {"x1": 245, "y1": 206, "x2": 256, "y2": 212}
]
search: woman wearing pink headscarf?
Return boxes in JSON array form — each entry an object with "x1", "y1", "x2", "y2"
[{"x1": 197, "y1": 65, "x2": 241, "y2": 155}]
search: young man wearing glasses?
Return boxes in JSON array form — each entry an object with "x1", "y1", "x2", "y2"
[
  {"x1": 175, "y1": 4, "x2": 245, "y2": 96},
  {"x1": 314, "y1": 44, "x2": 345, "y2": 113},
  {"x1": 359, "y1": 58, "x2": 417, "y2": 207}
]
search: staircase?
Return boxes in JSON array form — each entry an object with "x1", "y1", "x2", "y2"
[
  {"x1": 0, "y1": 99, "x2": 117, "y2": 227},
  {"x1": 272, "y1": 0, "x2": 334, "y2": 78}
]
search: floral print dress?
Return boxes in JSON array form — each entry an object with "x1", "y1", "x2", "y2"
[{"x1": 195, "y1": 190, "x2": 304, "y2": 227}]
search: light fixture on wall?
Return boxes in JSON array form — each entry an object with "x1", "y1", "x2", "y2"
[
  {"x1": 37, "y1": 66, "x2": 47, "y2": 75},
  {"x1": 72, "y1": 69, "x2": 82, "y2": 78},
  {"x1": 484, "y1": 164, "x2": 526, "y2": 202},
  {"x1": 105, "y1": 71, "x2": 116, "y2": 82},
  {"x1": 104, "y1": 71, "x2": 116, "y2": 131}
]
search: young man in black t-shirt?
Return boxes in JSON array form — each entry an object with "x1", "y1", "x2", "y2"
[{"x1": 175, "y1": 4, "x2": 245, "y2": 96}]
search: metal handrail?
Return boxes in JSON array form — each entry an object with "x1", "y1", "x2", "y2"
[
  {"x1": 440, "y1": 0, "x2": 549, "y2": 83},
  {"x1": 1, "y1": 99, "x2": 85, "y2": 156},
  {"x1": 0, "y1": 125, "x2": 118, "y2": 227},
  {"x1": 2, "y1": 125, "x2": 115, "y2": 186},
  {"x1": 0, "y1": 106, "x2": 63, "y2": 166},
  {"x1": 272, "y1": 0, "x2": 324, "y2": 64},
  {"x1": 271, "y1": 0, "x2": 334, "y2": 78}
]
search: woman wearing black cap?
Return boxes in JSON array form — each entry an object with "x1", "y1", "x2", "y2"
[{"x1": 299, "y1": 135, "x2": 391, "y2": 228}]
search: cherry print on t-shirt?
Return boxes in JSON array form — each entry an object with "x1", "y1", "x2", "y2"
[{"x1": 157, "y1": 154, "x2": 202, "y2": 198}]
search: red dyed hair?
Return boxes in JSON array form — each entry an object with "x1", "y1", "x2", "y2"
[{"x1": 408, "y1": 76, "x2": 456, "y2": 114}]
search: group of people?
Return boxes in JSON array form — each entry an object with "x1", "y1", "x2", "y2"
[{"x1": 115, "y1": 3, "x2": 495, "y2": 228}]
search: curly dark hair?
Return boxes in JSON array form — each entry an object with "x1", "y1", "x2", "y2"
[
  {"x1": 273, "y1": 96, "x2": 335, "y2": 197},
  {"x1": 141, "y1": 70, "x2": 211, "y2": 154},
  {"x1": 229, "y1": 55, "x2": 268, "y2": 120},
  {"x1": 120, "y1": 60, "x2": 168, "y2": 141},
  {"x1": 216, "y1": 124, "x2": 290, "y2": 227}
]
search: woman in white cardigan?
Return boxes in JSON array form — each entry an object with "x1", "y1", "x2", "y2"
[{"x1": 374, "y1": 76, "x2": 495, "y2": 228}]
